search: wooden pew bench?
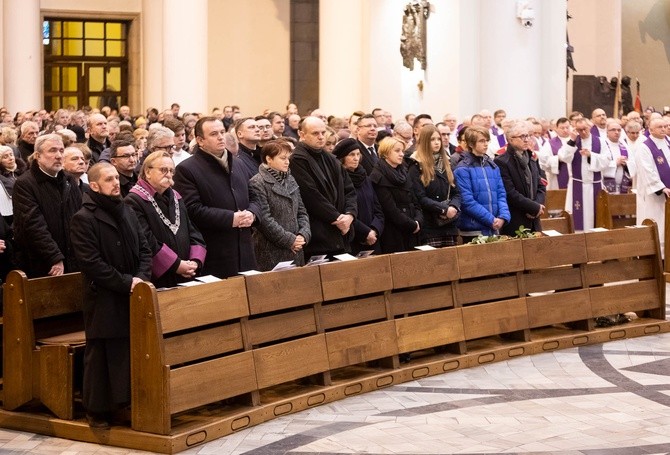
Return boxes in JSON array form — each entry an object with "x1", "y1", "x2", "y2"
[
  {"x1": 540, "y1": 210, "x2": 574, "y2": 234},
  {"x1": 543, "y1": 189, "x2": 567, "y2": 217},
  {"x1": 3, "y1": 270, "x2": 86, "y2": 420},
  {"x1": 596, "y1": 191, "x2": 636, "y2": 229},
  {"x1": 130, "y1": 277, "x2": 257, "y2": 435}
]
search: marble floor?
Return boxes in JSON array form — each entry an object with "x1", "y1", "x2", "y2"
[{"x1": 1, "y1": 310, "x2": 668, "y2": 454}]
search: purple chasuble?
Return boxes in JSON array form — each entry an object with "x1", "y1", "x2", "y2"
[
  {"x1": 571, "y1": 136, "x2": 603, "y2": 230},
  {"x1": 644, "y1": 137, "x2": 670, "y2": 188},
  {"x1": 491, "y1": 126, "x2": 506, "y2": 147},
  {"x1": 549, "y1": 136, "x2": 569, "y2": 188}
]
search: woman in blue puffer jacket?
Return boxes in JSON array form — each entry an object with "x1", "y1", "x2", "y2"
[{"x1": 454, "y1": 126, "x2": 510, "y2": 242}]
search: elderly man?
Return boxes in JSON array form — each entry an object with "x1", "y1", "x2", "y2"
[
  {"x1": 63, "y1": 145, "x2": 89, "y2": 193},
  {"x1": 558, "y1": 117, "x2": 611, "y2": 230},
  {"x1": 635, "y1": 118, "x2": 670, "y2": 251},
  {"x1": 290, "y1": 116, "x2": 357, "y2": 259},
  {"x1": 174, "y1": 116, "x2": 259, "y2": 278},
  {"x1": 17, "y1": 121, "x2": 39, "y2": 162},
  {"x1": 495, "y1": 121, "x2": 546, "y2": 235},
  {"x1": 12, "y1": 134, "x2": 82, "y2": 277}
]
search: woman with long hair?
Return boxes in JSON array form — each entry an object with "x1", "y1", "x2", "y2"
[{"x1": 408, "y1": 125, "x2": 461, "y2": 247}]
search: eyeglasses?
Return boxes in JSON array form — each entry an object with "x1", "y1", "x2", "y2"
[
  {"x1": 153, "y1": 145, "x2": 175, "y2": 152},
  {"x1": 113, "y1": 153, "x2": 137, "y2": 160},
  {"x1": 258, "y1": 125, "x2": 272, "y2": 130},
  {"x1": 510, "y1": 134, "x2": 531, "y2": 140},
  {"x1": 607, "y1": 128, "x2": 622, "y2": 132},
  {"x1": 149, "y1": 166, "x2": 176, "y2": 175}
]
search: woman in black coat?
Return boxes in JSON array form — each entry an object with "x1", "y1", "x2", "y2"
[
  {"x1": 370, "y1": 137, "x2": 423, "y2": 254},
  {"x1": 125, "y1": 151, "x2": 206, "y2": 288},
  {"x1": 408, "y1": 125, "x2": 461, "y2": 247},
  {"x1": 333, "y1": 138, "x2": 384, "y2": 255}
]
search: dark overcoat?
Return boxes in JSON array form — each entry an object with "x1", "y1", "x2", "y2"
[
  {"x1": 12, "y1": 161, "x2": 82, "y2": 277},
  {"x1": 173, "y1": 146, "x2": 260, "y2": 278},
  {"x1": 494, "y1": 147, "x2": 546, "y2": 235}
]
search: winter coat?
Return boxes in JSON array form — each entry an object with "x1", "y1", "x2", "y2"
[
  {"x1": 248, "y1": 165, "x2": 311, "y2": 271},
  {"x1": 290, "y1": 142, "x2": 358, "y2": 257},
  {"x1": 12, "y1": 161, "x2": 82, "y2": 277},
  {"x1": 454, "y1": 152, "x2": 510, "y2": 236},
  {"x1": 494, "y1": 147, "x2": 546, "y2": 235},
  {"x1": 370, "y1": 158, "x2": 423, "y2": 253},
  {"x1": 173, "y1": 146, "x2": 260, "y2": 278},
  {"x1": 70, "y1": 193, "x2": 151, "y2": 338},
  {"x1": 347, "y1": 166, "x2": 384, "y2": 255}
]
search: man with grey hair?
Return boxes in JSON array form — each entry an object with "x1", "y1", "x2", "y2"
[
  {"x1": 17, "y1": 120, "x2": 39, "y2": 162},
  {"x1": 393, "y1": 121, "x2": 413, "y2": 152},
  {"x1": 602, "y1": 119, "x2": 632, "y2": 194},
  {"x1": 12, "y1": 134, "x2": 82, "y2": 277},
  {"x1": 494, "y1": 121, "x2": 546, "y2": 235}
]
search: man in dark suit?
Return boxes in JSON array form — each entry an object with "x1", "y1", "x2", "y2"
[
  {"x1": 355, "y1": 114, "x2": 379, "y2": 175},
  {"x1": 494, "y1": 121, "x2": 546, "y2": 236},
  {"x1": 173, "y1": 116, "x2": 260, "y2": 278},
  {"x1": 436, "y1": 122, "x2": 457, "y2": 158}
]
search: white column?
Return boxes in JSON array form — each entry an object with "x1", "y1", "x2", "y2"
[
  {"x1": 478, "y1": 0, "x2": 566, "y2": 119},
  {"x1": 3, "y1": 0, "x2": 41, "y2": 112},
  {"x1": 142, "y1": 0, "x2": 163, "y2": 112},
  {"x1": 319, "y1": 0, "x2": 365, "y2": 115},
  {"x1": 162, "y1": 0, "x2": 207, "y2": 113}
]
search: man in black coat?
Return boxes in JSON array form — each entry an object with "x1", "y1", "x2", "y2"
[
  {"x1": 290, "y1": 116, "x2": 358, "y2": 259},
  {"x1": 173, "y1": 116, "x2": 260, "y2": 278},
  {"x1": 355, "y1": 114, "x2": 379, "y2": 175},
  {"x1": 12, "y1": 134, "x2": 82, "y2": 277},
  {"x1": 16, "y1": 121, "x2": 39, "y2": 162},
  {"x1": 494, "y1": 121, "x2": 546, "y2": 236},
  {"x1": 70, "y1": 162, "x2": 151, "y2": 428}
]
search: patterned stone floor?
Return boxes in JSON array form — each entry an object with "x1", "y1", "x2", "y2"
[{"x1": 1, "y1": 306, "x2": 668, "y2": 454}]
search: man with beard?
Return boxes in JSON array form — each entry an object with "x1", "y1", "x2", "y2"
[{"x1": 70, "y1": 162, "x2": 151, "y2": 428}]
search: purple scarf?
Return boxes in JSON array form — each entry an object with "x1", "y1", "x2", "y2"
[
  {"x1": 571, "y1": 136, "x2": 603, "y2": 230},
  {"x1": 549, "y1": 136, "x2": 569, "y2": 188},
  {"x1": 644, "y1": 137, "x2": 670, "y2": 188}
]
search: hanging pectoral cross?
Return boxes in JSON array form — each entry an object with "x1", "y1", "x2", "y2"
[{"x1": 657, "y1": 156, "x2": 665, "y2": 165}]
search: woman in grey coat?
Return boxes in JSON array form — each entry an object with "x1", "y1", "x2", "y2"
[{"x1": 249, "y1": 139, "x2": 311, "y2": 271}]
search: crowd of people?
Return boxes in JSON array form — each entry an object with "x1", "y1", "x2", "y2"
[{"x1": 0, "y1": 100, "x2": 668, "y2": 428}]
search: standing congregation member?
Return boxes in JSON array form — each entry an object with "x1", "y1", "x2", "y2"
[
  {"x1": 173, "y1": 117, "x2": 259, "y2": 278},
  {"x1": 495, "y1": 121, "x2": 546, "y2": 235},
  {"x1": 558, "y1": 117, "x2": 611, "y2": 231},
  {"x1": 409, "y1": 125, "x2": 461, "y2": 247},
  {"x1": 538, "y1": 117, "x2": 570, "y2": 190},
  {"x1": 334, "y1": 138, "x2": 384, "y2": 255},
  {"x1": 290, "y1": 116, "x2": 358, "y2": 259},
  {"x1": 13, "y1": 134, "x2": 82, "y2": 277},
  {"x1": 70, "y1": 162, "x2": 151, "y2": 429},
  {"x1": 249, "y1": 139, "x2": 311, "y2": 270},
  {"x1": 109, "y1": 139, "x2": 139, "y2": 197},
  {"x1": 370, "y1": 137, "x2": 423, "y2": 253},
  {"x1": 0, "y1": 145, "x2": 26, "y2": 225},
  {"x1": 602, "y1": 119, "x2": 632, "y2": 194},
  {"x1": 454, "y1": 126, "x2": 510, "y2": 242},
  {"x1": 125, "y1": 151, "x2": 206, "y2": 288}
]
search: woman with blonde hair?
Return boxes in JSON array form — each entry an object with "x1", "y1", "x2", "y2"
[
  {"x1": 408, "y1": 125, "x2": 461, "y2": 247},
  {"x1": 125, "y1": 151, "x2": 206, "y2": 288},
  {"x1": 370, "y1": 137, "x2": 423, "y2": 253}
]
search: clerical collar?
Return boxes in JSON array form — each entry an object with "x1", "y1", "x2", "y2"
[{"x1": 38, "y1": 166, "x2": 59, "y2": 178}]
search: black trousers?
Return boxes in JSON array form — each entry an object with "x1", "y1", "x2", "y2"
[{"x1": 83, "y1": 337, "x2": 130, "y2": 414}]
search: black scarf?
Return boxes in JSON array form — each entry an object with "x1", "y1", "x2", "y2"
[
  {"x1": 262, "y1": 164, "x2": 288, "y2": 183},
  {"x1": 346, "y1": 165, "x2": 368, "y2": 188},
  {"x1": 377, "y1": 159, "x2": 408, "y2": 186},
  {"x1": 87, "y1": 190, "x2": 139, "y2": 273}
]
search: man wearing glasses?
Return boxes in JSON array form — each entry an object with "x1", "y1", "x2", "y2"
[
  {"x1": 558, "y1": 117, "x2": 611, "y2": 231},
  {"x1": 109, "y1": 139, "x2": 139, "y2": 197},
  {"x1": 355, "y1": 114, "x2": 379, "y2": 175},
  {"x1": 494, "y1": 121, "x2": 546, "y2": 236}
]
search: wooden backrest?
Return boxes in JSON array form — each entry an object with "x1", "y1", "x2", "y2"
[
  {"x1": 543, "y1": 189, "x2": 567, "y2": 216},
  {"x1": 596, "y1": 191, "x2": 636, "y2": 229},
  {"x1": 540, "y1": 211, "x2": 574, "y2": 234}
]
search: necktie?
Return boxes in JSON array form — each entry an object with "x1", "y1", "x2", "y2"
[{"x1": 369, "y1": 146, "x2": 377, "y2": 157}]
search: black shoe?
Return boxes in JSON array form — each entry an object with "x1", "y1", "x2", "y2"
[{"x1": 86, "y1": 412, "x2": 110, "y2": 429}]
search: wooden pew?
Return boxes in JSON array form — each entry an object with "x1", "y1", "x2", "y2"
[
  {"x1": 2, "y1": 271, "x2": 86, "y2": 420},
  {"x1": 595, "y1": 191, "x2": 636, "y2": 229},
  {"x1": 130, "y1": 277, "x2": 257, "y2": 435},
  {"x1": 543, "y1": 189, "x2": 567, "y2": 217},
  {"x1": 540, "y1": 211, "x2": 574, "y2": 234}
]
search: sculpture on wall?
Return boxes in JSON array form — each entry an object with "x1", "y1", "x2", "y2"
[{"x1": 400, "y1": 0, "x2": 430, "y2": 71}]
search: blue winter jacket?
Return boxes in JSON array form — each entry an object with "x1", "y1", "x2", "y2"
[{"x1": 454, "y1": 152, "x2": 510, "y2": 235}]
